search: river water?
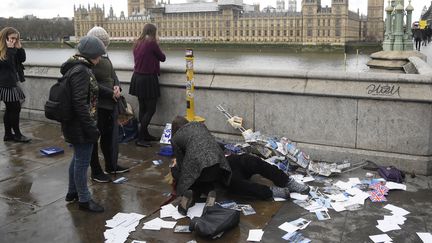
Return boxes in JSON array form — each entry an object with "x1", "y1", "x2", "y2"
[{"x1": 26, "y1": 48, "x2": 371, "y2": 72}]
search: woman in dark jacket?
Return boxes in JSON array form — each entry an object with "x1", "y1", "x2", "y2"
[
  {"x1": 62, "y1": 36, "x2": 106, "y2": 213},
  {"x1": 129, "y1": 23, "x2": 166, "y2": 147},
  {"x1": 0, "y1": 27, "x2": 30, "y2": 142}
]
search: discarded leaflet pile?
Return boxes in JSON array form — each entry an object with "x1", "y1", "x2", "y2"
[{"x1": 217, "y1": 104, "x2": 353, "y2": 176}]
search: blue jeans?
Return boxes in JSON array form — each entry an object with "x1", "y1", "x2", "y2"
[{"x1": 68, "y1": 143, "x2": 93, "y2": 203}]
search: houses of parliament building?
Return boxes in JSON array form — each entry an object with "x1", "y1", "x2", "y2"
[{"x1": 74, "y1": 0, "x2": 384, "y2": 45}]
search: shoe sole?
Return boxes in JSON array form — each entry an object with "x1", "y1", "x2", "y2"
[
  {"x1": 105, "y1": 170, "x2": 129, "y2": 174},
  {"x1": 91, "y1": 178, "x2": 111, "y2": 183},
  {"x1": 179, "y1": 190, "x2": 194, "y2": 215},
  {"x1": 135, "y1": 143, "x2": 152, "y2": 147}
]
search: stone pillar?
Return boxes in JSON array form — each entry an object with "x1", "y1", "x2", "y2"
[
  {"x1": 392, "y1": 0, "x2": 405, "y2": 51},
  {"x1": 404, "y1": 0, "x2": 414, "y2": 50},
  {"x1": 383, "y1": 0, "x2": 394, "y2": 51}
]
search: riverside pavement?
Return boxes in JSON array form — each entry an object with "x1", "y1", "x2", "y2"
[{"x1": 0, "y1": 119, "x2": 431, "y2": 243}]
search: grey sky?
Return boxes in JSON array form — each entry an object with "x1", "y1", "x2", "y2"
[{"x1": 0, "y1": 0, "x2": 424, "y2": 21}]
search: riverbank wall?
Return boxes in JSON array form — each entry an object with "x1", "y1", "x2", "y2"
[
  {"x1": 22, "y1": 41, "x2": 381, "y2": 54},
  {"x1": 18, "y1": 62, "x2": 432, "y2": 175}
]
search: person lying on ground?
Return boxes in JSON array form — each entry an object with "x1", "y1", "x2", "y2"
[{"x1": 170, "y1": 115, "x2": 310, "y2": 215}]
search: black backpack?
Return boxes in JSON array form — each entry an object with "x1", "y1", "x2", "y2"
[{"x1": 44, "y1": 66, "x2": 80, "y2": 122}]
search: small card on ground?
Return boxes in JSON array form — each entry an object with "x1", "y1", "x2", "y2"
[
  {"x1": 40, "y1": 146, "x2": 64, "y2": 156},
  {"x1": 174, "y1": 225, "x2": 191, "y2": 233},
  {"x1": 315, "y1": 210, "x2": 331, "y2": 220},
  {"x1": 240, "y1": 204, "x2": 256, "y2": 215}
]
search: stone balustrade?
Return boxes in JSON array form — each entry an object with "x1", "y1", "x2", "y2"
[{"x1": 20, "y1": 62, "x2": 432, "y2": 175}]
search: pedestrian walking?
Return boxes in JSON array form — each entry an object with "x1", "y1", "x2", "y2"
[
  {"x1": 62, "y1": 36, "x2": 106, "y2": 212},
  {"x1": 413, "y1": 27, "x2": 423, "y2": 51},
  {"x1": 86, "y1": 26, "x2": 129, "y2": 183},
  {"x1": 129, "y1": 23, "x2": 166, "y2": 147},
  {"x1": 0, "y1": 27, "x2": 31, "y2": 143}
]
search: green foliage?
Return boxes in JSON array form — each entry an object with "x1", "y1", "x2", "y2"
[{"x1": 0, "y1": 17, "x2": 74, "y2": 41}]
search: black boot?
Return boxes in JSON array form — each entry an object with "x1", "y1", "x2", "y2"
[
  {"x1": 79, "y1": 199, "x2": 104, "y2": 213},
  {"x1": 65, "y1": 192, "x2": 78, "y2": 202}
]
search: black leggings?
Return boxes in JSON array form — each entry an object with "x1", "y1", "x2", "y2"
[
  {"x1": 227, "y1": 154, "x2": 289, "y2": 200},
  {"x1": 90, "y1": 108, "x2": 116, "y2": 175},
  {"x1": 3, "y1": 101, "x2": 22, "y2": 136},
  {"x1": 415, "y1": 39, "x2": 421, "y2": 51},
  {"x1": 137, "y1": 97, "x2": 157, "y2": 140}
]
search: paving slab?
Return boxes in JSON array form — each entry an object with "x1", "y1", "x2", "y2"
[{"x1": 0, "y1": 119, "x2": 431, "y2": 243}]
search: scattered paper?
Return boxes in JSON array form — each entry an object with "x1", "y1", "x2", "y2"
[
  {"x1": 240, "y1": 204, "x2": 256, "y2": 216},
  {"x1": 376, "y1": 220, "x2": 401, "y2": 232},
  {"x1": 385, "y1": 182, "x2": 406, "y2": 191},
  {"x1": 345, "y1": 187, "x2": 363, "y2": 196},
  {"x1": 416, "y1": 232, "x2": 432, "y2": 243},
  {"x1": 334, "y1": 181, "x2": 352, "y2": 190},
  {"x1": 383, "y1": 204, "x2": 410, "y2": 216},
  {"x1": 273, "y1": 197, "x2": 287, "y2": 201},
  {"x1": 383, "y1": 215, "x2": 406, "y2": 225},
  {"x1": 104, "y1": 212, "x2": 145, "y2": 243},
  {"x1": 187, "y1": 203, "x2": 205, "y2": 219},
  {"x1": 302, "y1": 176, "x2": 315, "y2": 183},
  {"x1": 315, "y1": 210, "x2": 331, "y2": 220},
  {"x1": 348, "y1": 178, "x2": 361, "y2": 185},
  {"x1": 289, "y1": 218, "x2": 311, "y2": 230},
  {"x1": 174, "y1": 225, "x2": 191, "y2": 233},
  {"x1": 143, "y1": 217, "x2": 177, "y2": 230},
  {"x1": 369, "y1": 233, "x2": 392, "y2": 243},
  {"x1": 282, "y1": 232, "x2": 311, "y2": 242},
  {"x1": 278, "y1": 222, "x2": 300, "y2": 233},
  {"x1": 290, "y1": 193, "x2": 308, "y2": 201},
  {"x1": 331, "y1": 202, "x2": 346, "y2": 212},
  {"x1": 247, "y1": 229, "x2": 264, "y2": 242},
  {"x1": 160, "y1": 204, "x2": 186, "y2": 220}
]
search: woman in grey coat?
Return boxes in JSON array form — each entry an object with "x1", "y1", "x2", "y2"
[{"x1": 171, "y1": 117, "x2": 232, "y2": 199}]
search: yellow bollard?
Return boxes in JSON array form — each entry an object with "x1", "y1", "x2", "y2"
[{"x1": 185, "y1": 49, "x2": 205, "y2": 122}]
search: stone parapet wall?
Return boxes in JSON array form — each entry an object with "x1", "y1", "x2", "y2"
[{"x1": 20, "y1": 63, "x2": 432, "y2": 175}]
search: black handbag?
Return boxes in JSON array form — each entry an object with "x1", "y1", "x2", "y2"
[{"x1": 189, "y1": 204, "x2": 240, "y2": 239}]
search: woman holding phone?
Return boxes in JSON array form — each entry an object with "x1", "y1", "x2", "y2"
[{"x1": 0, "y1": 27, "x2": 30, "y2": 143}]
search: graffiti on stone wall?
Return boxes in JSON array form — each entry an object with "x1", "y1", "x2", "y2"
[
  {"x1": 26, "y1": 67, "x2": 49, "y2": 75},
  {"x1": 366, "y1": 84, "x2": 400, "y2": 97}
]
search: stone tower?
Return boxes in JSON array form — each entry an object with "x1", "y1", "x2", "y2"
[
  {"x1": 276, "y1": 0, "x2": 286, "y2": 11},
  {"x1": 367, "y1": 0, "x2": 384, "y2": 41},
  {"x1": 331, "y1": 0, "x2": 349, "y2": 43},
  {"x1": 302, "y1": 0, "x2": 322, "y2": 43},
  {"x1": 288, "y1": 0, "x2": 297, "y2": 12},
  {"x1": 74, "y1": 4, "x2": 105, "y2": 38},
  {"x1": 128, "y1": 0, "x2": 156, "y2": 16}
]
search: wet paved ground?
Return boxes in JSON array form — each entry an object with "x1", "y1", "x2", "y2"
[{"x1": 0, "y1": 119, "x2": 431, "y2": 243}]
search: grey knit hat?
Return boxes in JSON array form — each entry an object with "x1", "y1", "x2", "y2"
[
  {"x1": 77, "y1": 36, "x2": 106, "y2": 59},
  {"x1": 87, "y1": 26, "x2": 110, "y2": 47}
]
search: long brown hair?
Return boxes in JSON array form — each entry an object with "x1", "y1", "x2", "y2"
[
  {"x1": 134, "y1": 23, "x2": 157, "y2": 49},
  {"x1": 0, "y1": 27, "x2": 19, "y2": 61},
  {"x1": 171, "y1": 116, "x2": 189, "y2": 137}
]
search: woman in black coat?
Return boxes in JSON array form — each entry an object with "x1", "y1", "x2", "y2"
[{"x1": 0, "y1": 27, "x2": 30, "y2": 142}]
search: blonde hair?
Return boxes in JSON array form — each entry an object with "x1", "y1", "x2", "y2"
[{"x1": 0, "y1": 27, "x2": 19, "y2": 61}]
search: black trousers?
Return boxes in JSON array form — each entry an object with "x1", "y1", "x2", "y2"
[
  {"x1": 137, "y1": 97, "x2": 157, "y2": 141},
  {"x1": 186, "y1": 154, "x2": 289, "y2": 200},
  {"x1": 3, "y1": 101, "x2": 22, "y2": 136},
  {"x1": 415, "y1": 39, "x2": 421, "y2": 51},
  {"x1": 227, "y1": 154, "x2": 289, "y2": 200},
  {"x1": 90, "y1": 108, "x2": 115, "y2": 175}
]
